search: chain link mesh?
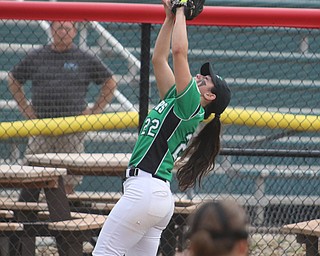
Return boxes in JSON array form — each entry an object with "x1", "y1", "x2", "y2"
[{"x1": 0, "y1": 16, "x2": 319, "y2": 256}]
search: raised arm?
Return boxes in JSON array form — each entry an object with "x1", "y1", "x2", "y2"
[
  {"x1": 171, "y1": 6, "x2": 192, "y2": 94},
  {"x1": 152, "y1": 0, "x2": 176, "y2": 99}
]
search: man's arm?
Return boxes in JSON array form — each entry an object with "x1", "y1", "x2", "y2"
[
  {"x1": 83, "y1": 76, "x2": 117, "y2": 115},
  {"x1": 7, "y1": 72, "x2": 37, "y2": 119}
]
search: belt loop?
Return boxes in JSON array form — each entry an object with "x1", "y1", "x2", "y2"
[
  {"x1": 124, "y1": 167, "x2": 167, "y2": 183},
  {"x1": 129, "y1": 167, "x2": 139, "y2": 177}
]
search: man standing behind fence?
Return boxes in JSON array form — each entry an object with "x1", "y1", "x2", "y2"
[{"x1": 7, "y1": 21, "x2": 117, "y2": 195}]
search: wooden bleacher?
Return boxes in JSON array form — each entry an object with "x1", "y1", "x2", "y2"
[{"x1": 282, "y1": 219, "x2": 320, "y2": 256}]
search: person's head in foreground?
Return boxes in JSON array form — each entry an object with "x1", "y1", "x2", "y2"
[{"x1": 187, "y1": 200, "x2": 249, "y2": 256}]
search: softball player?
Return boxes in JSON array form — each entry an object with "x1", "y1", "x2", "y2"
[{"x1": 93, "y1": 0, "x2": 231, "y2": 255}]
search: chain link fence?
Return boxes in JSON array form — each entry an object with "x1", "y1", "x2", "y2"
[{"x1": 0, "y1": 5, "x2": 320, "y2": 256}]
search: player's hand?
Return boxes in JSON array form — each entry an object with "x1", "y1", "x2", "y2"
[{"x1": 162, "y1": 0, "x2": 174, "y2": 19}]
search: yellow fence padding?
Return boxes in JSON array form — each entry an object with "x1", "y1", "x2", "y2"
[
  {"x1": 0, "y1": 111, "x2": 139, "y2": 139},
  {"x1": 206, "y1": 107, "x2": 319, "y2": 131},
  {"x1": 0, "y1": 107, "x2": 319, "y2": 139}
]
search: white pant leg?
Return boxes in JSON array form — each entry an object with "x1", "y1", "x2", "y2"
[
  {"x1": 93, "y1": 176, "x2": 174, "y2": 256},
  {"x1": 126, "y1": 210, "x2": 174, "y2": 256}
]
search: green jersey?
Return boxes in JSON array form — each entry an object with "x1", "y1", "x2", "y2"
[{"x1": 129, "y1": 78, "x2": 205, "y2": 181}]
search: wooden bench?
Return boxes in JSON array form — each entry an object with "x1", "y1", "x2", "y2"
[
  {"x1": 0, "y1": 211, "x2": 107, "y2": 256},
  {"x1": 25, "y1": 153, "x2": 320, "y2": 224},
  {"x1": 0, "y1": 165, "x2": 69, "y2": 222},
  {"x1": 0, "y1": 165, "x2": 70, "y2": 256},
  {"x1": 282, "y1": 219, "x2": 320, "y2": 256},
  {"x1": 0, "y1": 164, "x2": 66, "y2": 189},
  {"x1": 0, "y1": 222, "x2": 24, "y2": 232},
  {"x1": 48, "y1": 213, "x2": 107, "y2": 231},
  {"x1": 25, "y1": 153, "x2": 131, "y2": 176},
  {"x1": 0, "y1": 222, "x2": 25, "y2": 256},
  {"x1": 74, "y1": 196, "x2": 198, "y2": 215},
  {"x1": 67, "y1": 191, "x2": 122, "y2": 203},
  {"x1": 37, "y1": 211, "x2": 107, "y2": 231},
  {"x1": 0, "y1": 199, "x2": 49, "y2": 226},
  {"x1": 37, "y1": 210, "x2": 107, "y2": 255},
  {"x1": 0, "y1": 199, "x2": 48, "y2": 212},
  {"x1": 0, "y1": 210, "x2": 14, "y2": 220},
  {"x1": 38, "y1": 210, "x2": 106, "y2": 221},
  {"x1": 67, "y1": 192, "x2": 197, "y2": 211}
]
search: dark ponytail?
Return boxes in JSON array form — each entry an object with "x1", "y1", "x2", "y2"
[
  {"x1": 176, "y1": 115, "x2": 221, "y2": 191},
  {"x1": 176, "y1": 62, "x2": 231, "y2": 191}
]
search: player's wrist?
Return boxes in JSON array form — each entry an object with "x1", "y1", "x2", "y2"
[
  {"x1": 171, "y1": 0, "x2": 187, "y2": 15},
  {"x1": 171, "y1": 0, "x2": 204, "y2": 21},
  {"x1": 176, "y1": 7, "x2": 185, "y2": 12}
]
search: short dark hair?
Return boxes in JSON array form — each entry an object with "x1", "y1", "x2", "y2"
[{"x1": 49, "y1": 21, "x2": 78, "y2": 30}]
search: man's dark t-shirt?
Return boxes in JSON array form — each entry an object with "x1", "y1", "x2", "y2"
[{"x1": 11, "y1": 44, "x2": 113, "y2": 118}]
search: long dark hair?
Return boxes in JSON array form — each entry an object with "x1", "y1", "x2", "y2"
[
  {"x1": 176, "y1": 62, "x2": 231, "y2": 191},
  {"x1": 176, "y1": 115, "x2": 221, "y2": 191}
]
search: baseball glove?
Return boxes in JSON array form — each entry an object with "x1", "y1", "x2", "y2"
[{"x1": 171, "y1": 0, "x2": 205, "y2": 20}]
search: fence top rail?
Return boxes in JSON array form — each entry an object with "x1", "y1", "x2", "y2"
[
  {"x1": 0, "y1": 2, "x2": 320, "y2": 28},
  {"x1": 220, "y1": 148, "x2": 320, "y2": 158}
]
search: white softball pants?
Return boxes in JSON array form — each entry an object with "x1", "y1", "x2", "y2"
[{"x1": 92, "y1": 171, "x2": 175, "y2": 256}]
